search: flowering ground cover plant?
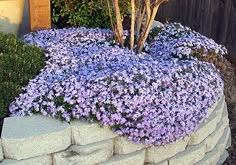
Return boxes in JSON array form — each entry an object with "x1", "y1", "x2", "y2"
[
  {"x1": 9, "y1": 23, "x2": 225, "y2": 146},
  {"x1": 148, "y1": 23, "x2": 227, "y2": 59}
]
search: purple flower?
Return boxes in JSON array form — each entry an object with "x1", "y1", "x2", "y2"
[{"x1": 9, "y1": 24, "x2": 224, "y2": 146}]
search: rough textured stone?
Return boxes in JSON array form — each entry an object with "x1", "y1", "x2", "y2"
[
  {"x1": 217, "y1": 150, "x2": 229, "y2": 165},
  {"x1": 0, "y1": 139, "x2": 3, "y2": 161},
  {"x1": 205, "y1": 119, "x2": 225, "y2": 152},
  {"x1": 195, "y1": 144, "x2": 221, "y2": 165},
  {"x1": 99, "y1": 149, "x2": 145, "y2": 165},
  {"x1": 1, "y1": 115, "x2": 71, "y2": 160},
  {"x1": 147, "y1": 160, "x2": 168, "y2": 165},
  {"x1": 152, "y1": 21, "x2": 164, "y2": 29},
  {"x1": 223, "y1": 115, "x2": 229, "y2": 128},
  {"x1": 208, "y1": 95, "x2": 224, "y2": 116},
  {"x1": 146, "y1": 137, "x2": 190, "y2": 163},
  {"x1": 0, "y1": 155, "x2": 52, "y2": 165},
  {"x1": 71, "y1": 121, "x2": 117, "y2": 145},
  {"x1": 188, "y1": 100, "x2": 224, "y2": 145},
  {"x1": 222, "y1": 104, "x2": 230, "y2": 128},
  {"x1": 114, "y1": 137, "x2": 145, "y2": 154},
  {"x1": 218, "y1": 127, "x2": 231, "y2": 155},
  {"x1": 169, "y1": 141, "x2": 206, "y2": 165},
  {"x1": 53, "y1": 139, "x2": 113, "y2": 165},
  {"x1": 226, "y1": 134, "x2": 231, "y2": 149},
  {"x1": 215, "y1": 101, "x2": 225, "y2": 122}
]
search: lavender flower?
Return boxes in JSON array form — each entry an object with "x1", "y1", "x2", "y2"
[{"x1": 9, "y1": 24, "x2": 224, "y2": 146}]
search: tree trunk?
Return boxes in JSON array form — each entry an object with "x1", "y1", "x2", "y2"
[
  {"x1": 130, "y1": 0, "x2": 135, "y2": 49},
  {"x1": 113, "y1": 0, "x2": 124, "y2": 47}
]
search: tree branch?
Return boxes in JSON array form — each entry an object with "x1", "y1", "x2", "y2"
[{"x1": 137, "y1": 0, "x2": 168, "y2": 52}]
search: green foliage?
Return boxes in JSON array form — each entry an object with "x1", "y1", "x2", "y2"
[
  {"x1": 0, "y1": 33, "x2": 45, "y2": 118},
  {"x1": 51, "y1": 0, "x2": 129, "y2": 28}
]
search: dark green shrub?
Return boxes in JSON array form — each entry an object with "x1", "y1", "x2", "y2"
[
  {"x1": 51, "y1": 0, "x2": 129, "y2": 28},
  {"x1": 0, "y1": 33, "x2": 45, "y2": 118}
]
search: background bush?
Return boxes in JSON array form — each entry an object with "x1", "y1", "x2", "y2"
[
  {"x1": 51, "y1": 0, "x2": 129, "y2": 28},
  {"x1": 0, "y1": 33, "x2": 45, "y2": 118}
]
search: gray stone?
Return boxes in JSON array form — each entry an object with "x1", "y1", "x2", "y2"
[
  {"x1": 217, "y1": 150, "x2": 229, "y2": 165},
  {"x1": 1, "y1": 115, "x2": 71, "y2": 160},
  {"x1": 169, "y1": 140, "x2": 206, "y2": 165},
  {"x1": 0, "y1": 155, "x2": 52, "y2": 165},
  {"x1": 53, "y1": 139, "x2": 113, "y2": 165},
  {"x1": 0, "y1": 139, "x2": 3, "y2": 161},
  {"x1": 218, "y1": 127, "x2": 231, "y2": 155},
  {"x1": 205, "y1": 119, "x2": 225, "y2": 152},
  {"x1": 208, "y1": 95, "x2": 224, "y2": 117},
  {"x1": 195, "y1": 143, "x2": 221, "y2": 165},
  {"x1": 222, "y1": 104, "x2": 230, "y2": 128},
  {"x1": 188, "y1": 99, "x2": 224, "y2": 145},
  {"x1": 71, "y1": 121, "x2": 117, "y2": 145},
  {"x1": 152, "y1": 21, "x2": 164, "y2": 29},
  {"x1": 114, "y1": 137, "x2": 145, "y2": 154},
  {"x1": 99, "y1": 149, "x2": 145, "y2": 165},
  {"x1": 146, "y1": 136, "x2": 190, "y2": 163},
  {"x1": 147, "y1": 160, "x2": 168, "y2": 165},
  {"x1": 226, "y1": 134, "x2": 231, "y2": 149}
]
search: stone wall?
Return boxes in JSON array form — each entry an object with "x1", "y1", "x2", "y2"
[{"x1": 0, "y1": 96, "x2": 231, "y2": 165}]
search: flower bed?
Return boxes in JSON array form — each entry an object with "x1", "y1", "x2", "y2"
[
  {"x1": 0, "y1": 96, "x2": 231, "y2": 165},
  {"x1": 9, "y1": 23, "x2": 225, "y2": 146}
]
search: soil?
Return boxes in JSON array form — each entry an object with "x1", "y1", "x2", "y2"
[{"x1": 223, "y1": 62, "x2": 236, "y2": 164}]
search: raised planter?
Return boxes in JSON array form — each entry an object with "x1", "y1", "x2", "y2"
[
  {"x1": 0, "y1": 95, "x2": 231, "y2": 165},
  {"x1": 0, "y1": 0, "x2": 25, "y2": 34}
]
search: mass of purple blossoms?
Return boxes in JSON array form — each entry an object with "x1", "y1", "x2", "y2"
[
  {"x1": 148, "y1": 22, "x2": 227, "y2": 59},
  {"x1": 9, "y1": 23, "x2": 224, "y2": 146}
]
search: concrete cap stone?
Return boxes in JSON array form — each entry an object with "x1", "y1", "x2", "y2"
[
  {"x1": 1, "y1": 115, "x2": 71, "y2": 160},
  {"x1": 0, "y1": 155, "x2": 52, "y2": 165}
]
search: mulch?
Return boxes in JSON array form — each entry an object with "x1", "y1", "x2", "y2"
[{"x1": 223, "y1": 62, "x2": 236, "y2": 164}]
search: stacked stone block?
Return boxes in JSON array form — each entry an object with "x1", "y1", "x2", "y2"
[{"x1": 0, "y1": 96, "x2": 231, "y2": 165}]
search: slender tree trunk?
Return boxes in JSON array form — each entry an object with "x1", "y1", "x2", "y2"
[
  {"x1": 106, "y1": 0, "x2": 115, "y2": 33},
  {"x1": 130, "y1": 0, "x2": 135, "y2": 50},
  {"x1": 145, "y1": 0, "x2": 151, "y2": 27},
  {"x1": 107, "y1": 0, "x2": 168, "y2": 53},
  {"x1": 136, "y1": 5, "x2": 145, "y2": 41},
  {"x1": 113, "y1": 0, "x2": 124, "y2": 47}
]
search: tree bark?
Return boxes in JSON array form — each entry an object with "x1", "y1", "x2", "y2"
[
  {"x1": 113, "y1": 0, "x2": 124, "y2": 47},
  {"x1": 130, "y1": 0, "x2": 136, "y2": 49},
  {"x1": 145, "y1": 0, "x2": 151, "y2": 26},
  {"x1": 137, "y1": 0, "x2": 168, "y2": 52}
]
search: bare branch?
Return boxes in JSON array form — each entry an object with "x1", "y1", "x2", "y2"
[
  {"x1": 137, "y1": 0, "x2": 168, "y2": 52},
  {"x1": 154, "y1": 0, "x2": 169, "y2": 7}
]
